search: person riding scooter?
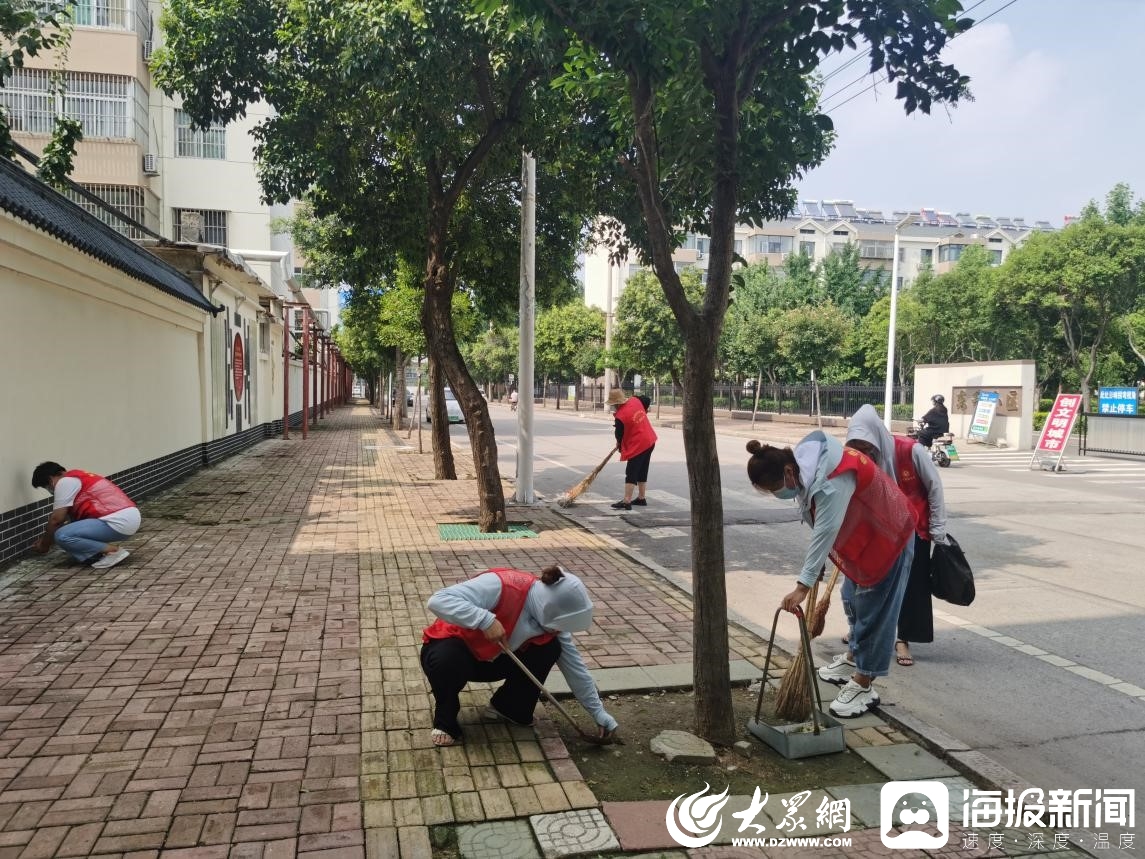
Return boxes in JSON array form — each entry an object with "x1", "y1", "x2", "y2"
[{"x1": 916, "y1": 394, "x2": 949, "y2": 449}]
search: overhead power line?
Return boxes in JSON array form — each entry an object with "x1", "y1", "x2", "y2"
[{"x1": 818, "y1": 0, "x2": 1022, "y2": 115}]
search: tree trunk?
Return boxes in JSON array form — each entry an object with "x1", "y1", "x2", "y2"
[
  {"x1": 422, "y1": 245, "x2": 507, "y2": 531},
  {"x1": 391, "y1": 347, "x2": 404, "y2": 431},
  {"x1": 681, "y1": 326, "x2": 735, "y2": 745},
  {"x1": 426, "y1": 359, "x2": 456, "y2": 478}
]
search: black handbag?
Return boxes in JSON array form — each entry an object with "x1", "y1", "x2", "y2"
[{"x1": 930, "y1": 534, "x2": 975, "y2": 606}]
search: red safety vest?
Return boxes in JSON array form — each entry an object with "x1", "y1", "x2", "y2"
[
  {"x1": 616, "y1": 397, "x2": 657, "y2": 461},
  {"x1": 892, "y1": 436, "x2": 930, "y2": 541},
  {"x1": 64, "y1": 470, "x2": 135, "y2": 521},
  {"x1": 826, "y1": 449, "x2": 915, "y2": 587},
  {"x1": 422, "y1": 568, "x2": 555, "y2": 661}
]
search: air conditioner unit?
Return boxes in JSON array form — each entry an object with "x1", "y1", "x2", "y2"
[
  {"x1": 142, "y1": 39, "x2": 153, "y2": 60},
  {"x1": 142, "y1": 153, "x2": 159, "y2": 175}
]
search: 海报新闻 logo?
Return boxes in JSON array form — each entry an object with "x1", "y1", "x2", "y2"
[
  {"x1": 665, "y1": 783, "x2": 731, "y2": 848},
  {"x1": 880, "y1": 781, "x2": 950, "y2": 849}
]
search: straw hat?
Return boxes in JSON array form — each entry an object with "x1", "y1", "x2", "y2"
[{"x1": 605, "y1": 389, "x2": 629, "y2": 406}]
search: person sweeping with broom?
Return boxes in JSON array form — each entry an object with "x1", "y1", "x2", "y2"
[
  {"x1": 420, "y1": 564, "x2": 618, "y2": 747},
  {"x1": 606, "y1": 389, "x2": 656, "y2": 510},
  {"x1": 746, "y1": 432, "x2": 915, "y2": 718}
]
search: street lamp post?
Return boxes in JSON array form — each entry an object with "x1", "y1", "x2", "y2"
[{"x1": 883, "y1": 230, "x2": 902, "y2": 431}]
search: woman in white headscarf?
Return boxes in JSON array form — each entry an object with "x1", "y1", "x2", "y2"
[
  {"x1": 421, "y1": 565, "x2": 618, "y2": 747},
  {"x1": 844, "y1": 404, "x2": 948, "y2": 667}
]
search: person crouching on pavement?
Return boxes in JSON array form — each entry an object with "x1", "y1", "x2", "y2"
[
  {"x1": 421, "y1": 564, "x2": 618, "y2": 747},
  {"x1": 606, "y1": 389, "x2": 656, "y2": 510},
  {"x1": 30, "y1": 461, "x2": 140, "y2": 570},
  {"x1": 745, "y1": 434, "x2": 915, "y2": 718}
]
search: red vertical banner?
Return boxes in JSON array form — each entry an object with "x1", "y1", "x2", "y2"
[{"x1": 1035, "y1": 394, "x2": 1081, "y2": 453}]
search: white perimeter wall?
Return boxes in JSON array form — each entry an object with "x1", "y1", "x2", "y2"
[
  {"x1": 915, "y1": 361, "x2": 1037, "y2": 450},
  {"x1": 1, "y1": 214, "x2": 208, "y2": 513}
]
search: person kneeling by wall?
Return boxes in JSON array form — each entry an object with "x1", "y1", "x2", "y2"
[{"x1": 30, "y1": 461, "x2": 140, "y2": 570}]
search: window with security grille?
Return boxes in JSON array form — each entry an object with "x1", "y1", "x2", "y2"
[
  {"x1": 174, "y1": 208, "x2": 227, "y2": 245},
  {"x1": 175, "y1": 109, "x2": 226, "y2": 159},
  {"x1": 0, "y1": 69, "x2": 57, "y2": 134},
  {"x1": 64, "y1": 73, "x2": 131, "y2": 139},
  {"x1": 3, "y1": 69, "x2": 140, "y2": 140},
  {"x1": 75, "y1": 184, "x2": 147, "y2": 237},
  {"x1": 71, "y1": 0, "x2": 130, "y2": 29}
]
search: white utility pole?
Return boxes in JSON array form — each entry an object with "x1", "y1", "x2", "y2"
[
  {"x1": 603, "y1": 262, "x2": 614, "y2": 406},
  {"x1": 883, "y1": 229, "x2": 902, "y2": 431},
  {"x1": 516, "y1": 151, "x2": 536, "y2": 503}
]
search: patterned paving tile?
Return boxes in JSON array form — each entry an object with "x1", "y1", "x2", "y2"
[
  {"x1": 457, "y1": 819, "x2": 541, "y2": 859},
  {"x1": 530, "y1": 808, "x2": 620, "y2": 858}
]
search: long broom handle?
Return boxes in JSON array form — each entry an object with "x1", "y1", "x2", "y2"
[
  {"x1": 589, "y1": 445, "x2": 619, "y2": 479},
  {"x1": 497, "y1": 641, "x2": 598, "y2": 741}
]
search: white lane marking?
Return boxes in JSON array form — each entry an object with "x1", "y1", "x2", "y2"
[
  {"x1": 497, "y1": 440, "x2": 584, "y2": 474},
  {"x1": 934, "y1": 607, "x2": 1144, "y2": 704}
]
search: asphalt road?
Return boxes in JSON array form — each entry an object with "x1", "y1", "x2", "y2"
[{"x1": 451, "y1": 404, "x2": 1145, "y2": 833}]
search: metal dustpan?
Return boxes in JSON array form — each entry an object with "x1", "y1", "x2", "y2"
[{"x1": 747, "y1": 606, "x2": 845, "y2": 759}]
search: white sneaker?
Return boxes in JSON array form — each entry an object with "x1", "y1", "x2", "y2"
[
  {"x1": 829, "y1": 679, "x2": 879, "y2": 718},
  {"x1": 817, "y1": 653, "x2": 856, "y2": 685},
  {"x1": 91, "y1": 548, "x2": 130, "y2": 570}
]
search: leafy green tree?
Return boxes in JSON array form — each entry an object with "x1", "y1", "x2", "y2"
[
  {"x1": 777, "y1": 303, "x2": 850, "y2": 382},
  {"x1": 612, "y1": 269, "x2": 702, "y2": 392},
  {"x1": 722, "y1": 267, "x2": 787, "y2": 384},
  {"x1": 465, "y1": 325, "x2": 519, "y2": 396},
  {"x1": 820, "y1": 243, "x2": 887, "y2": 320},
  {"x1": 1, "y1": 0, "x2": 82, "y2": 183},
  {"x1": 998, "y1": 205, "x2": 1145, "y2": 407},
  {"x1": 535, "y1": 302, "x2": 605, "y2": 407},
  {"x1": 507, "y1": 0, "x2": 971, "y2": 741},
  {"x1": 154, "y1": 0, "x2": 590, "y2": 529}
]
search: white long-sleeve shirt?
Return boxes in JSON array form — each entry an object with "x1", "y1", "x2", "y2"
[{"x1": 426, "y1": 574, "x2": 617, "y2": 731}]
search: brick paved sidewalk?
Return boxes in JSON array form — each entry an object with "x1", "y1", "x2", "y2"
[{"x1": 0, "y1": 405, "x2": 767, "y2": 859}]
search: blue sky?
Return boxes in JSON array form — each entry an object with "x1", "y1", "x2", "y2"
[{"x1": 797, "y1": 0, "x2": 1145, "y2": 226}]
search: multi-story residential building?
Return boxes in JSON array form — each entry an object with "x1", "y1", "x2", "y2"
[
  {"x1": 0, "y1": 0, "x2": 338, "y2": 325},
  {"x1": 582, "y1": 200, "x2": 1056, "y2": 315}
]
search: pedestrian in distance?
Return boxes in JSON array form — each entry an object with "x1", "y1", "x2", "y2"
[
  {"x1": 420, "y1": 564, "x2": 618, "y2": 747},
  {"x1": 606, "y1": 389, "x2": 656, "y2": 510},
  {"x1": 916, "y1": 394, "x2": 950, "y2": 448},
  {"x1": 745, "y1": 433, "x2": 915, "y2": 718},
  {"x1": 845, "y1": 404, "x2": 949, "y2": 667},
  {"x1": 509, "y1": 388, "x2": 519, "y2": 412},
  {"x1": 30, "y1": 462, "x2": 140, "y2": 570}
]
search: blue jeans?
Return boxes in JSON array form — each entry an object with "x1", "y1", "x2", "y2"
[
  {"x1": 55, "y1": 519, "x2": 129, "y2": 564},
  {"x1": 841, "y1": 540, "x2": 914, "y2": 679}
]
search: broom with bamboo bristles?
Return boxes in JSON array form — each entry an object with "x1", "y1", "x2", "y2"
[
  {"x1": 556, "y1": 446, "x2": 619, "y2": 507},
  {"x1": 773, "y1": 565, "x2": 841, "y2": 721}
]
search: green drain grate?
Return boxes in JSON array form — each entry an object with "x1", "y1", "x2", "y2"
[{"x1": 438, "y1": 523, "x2": 538, "y2": 541}]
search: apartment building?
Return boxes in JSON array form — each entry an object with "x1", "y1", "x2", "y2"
[
  {"x1": 582, "y1": 201, "x2": 1056, "y2": 314},
  {"x1": 0, "y1": 0, "x2": 338, "y2": 322}
]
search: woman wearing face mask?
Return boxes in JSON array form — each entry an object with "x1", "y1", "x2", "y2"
[
  {"x1": 421, "y1": 564, "x2": 618, "y2": 747},
  {"x1": 745, "y1": 432, "x2": 915, "y2": 718}
]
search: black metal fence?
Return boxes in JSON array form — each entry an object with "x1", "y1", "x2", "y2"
[{"x1": 529, "y1": 382, "x2": 914, "y2": 420}]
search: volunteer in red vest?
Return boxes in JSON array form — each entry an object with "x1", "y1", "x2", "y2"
[
  {"x1": 845, "y1": 404, "x2": 948, "y2": 668},
  {"x1": 745, "y1": 433, "x2": 914, "y2": 718},
  {"x1": 421, "y1": 565, "x2": 618, "y2": 747},
  {"x1": 30, "y1": 461, "x2": 140, "y2": 570},
  {"x1": 606, "y1": 389, "x2": 657, "y2": 510}
]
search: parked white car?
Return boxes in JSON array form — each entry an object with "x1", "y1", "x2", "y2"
[{"x1": 425, "y1": 389, "x2": 465, "y2": 424}]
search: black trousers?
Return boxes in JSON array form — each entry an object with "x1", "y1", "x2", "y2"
[
  {"x1": 624, "y1": 444, "x2": 655, "y2": 484},
  {"x1": 420, "y1": 636, "x2": 562, "y2": 739},
  {"x1": 897, "y1": 535, "x2": 935, "y2": 643}
]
